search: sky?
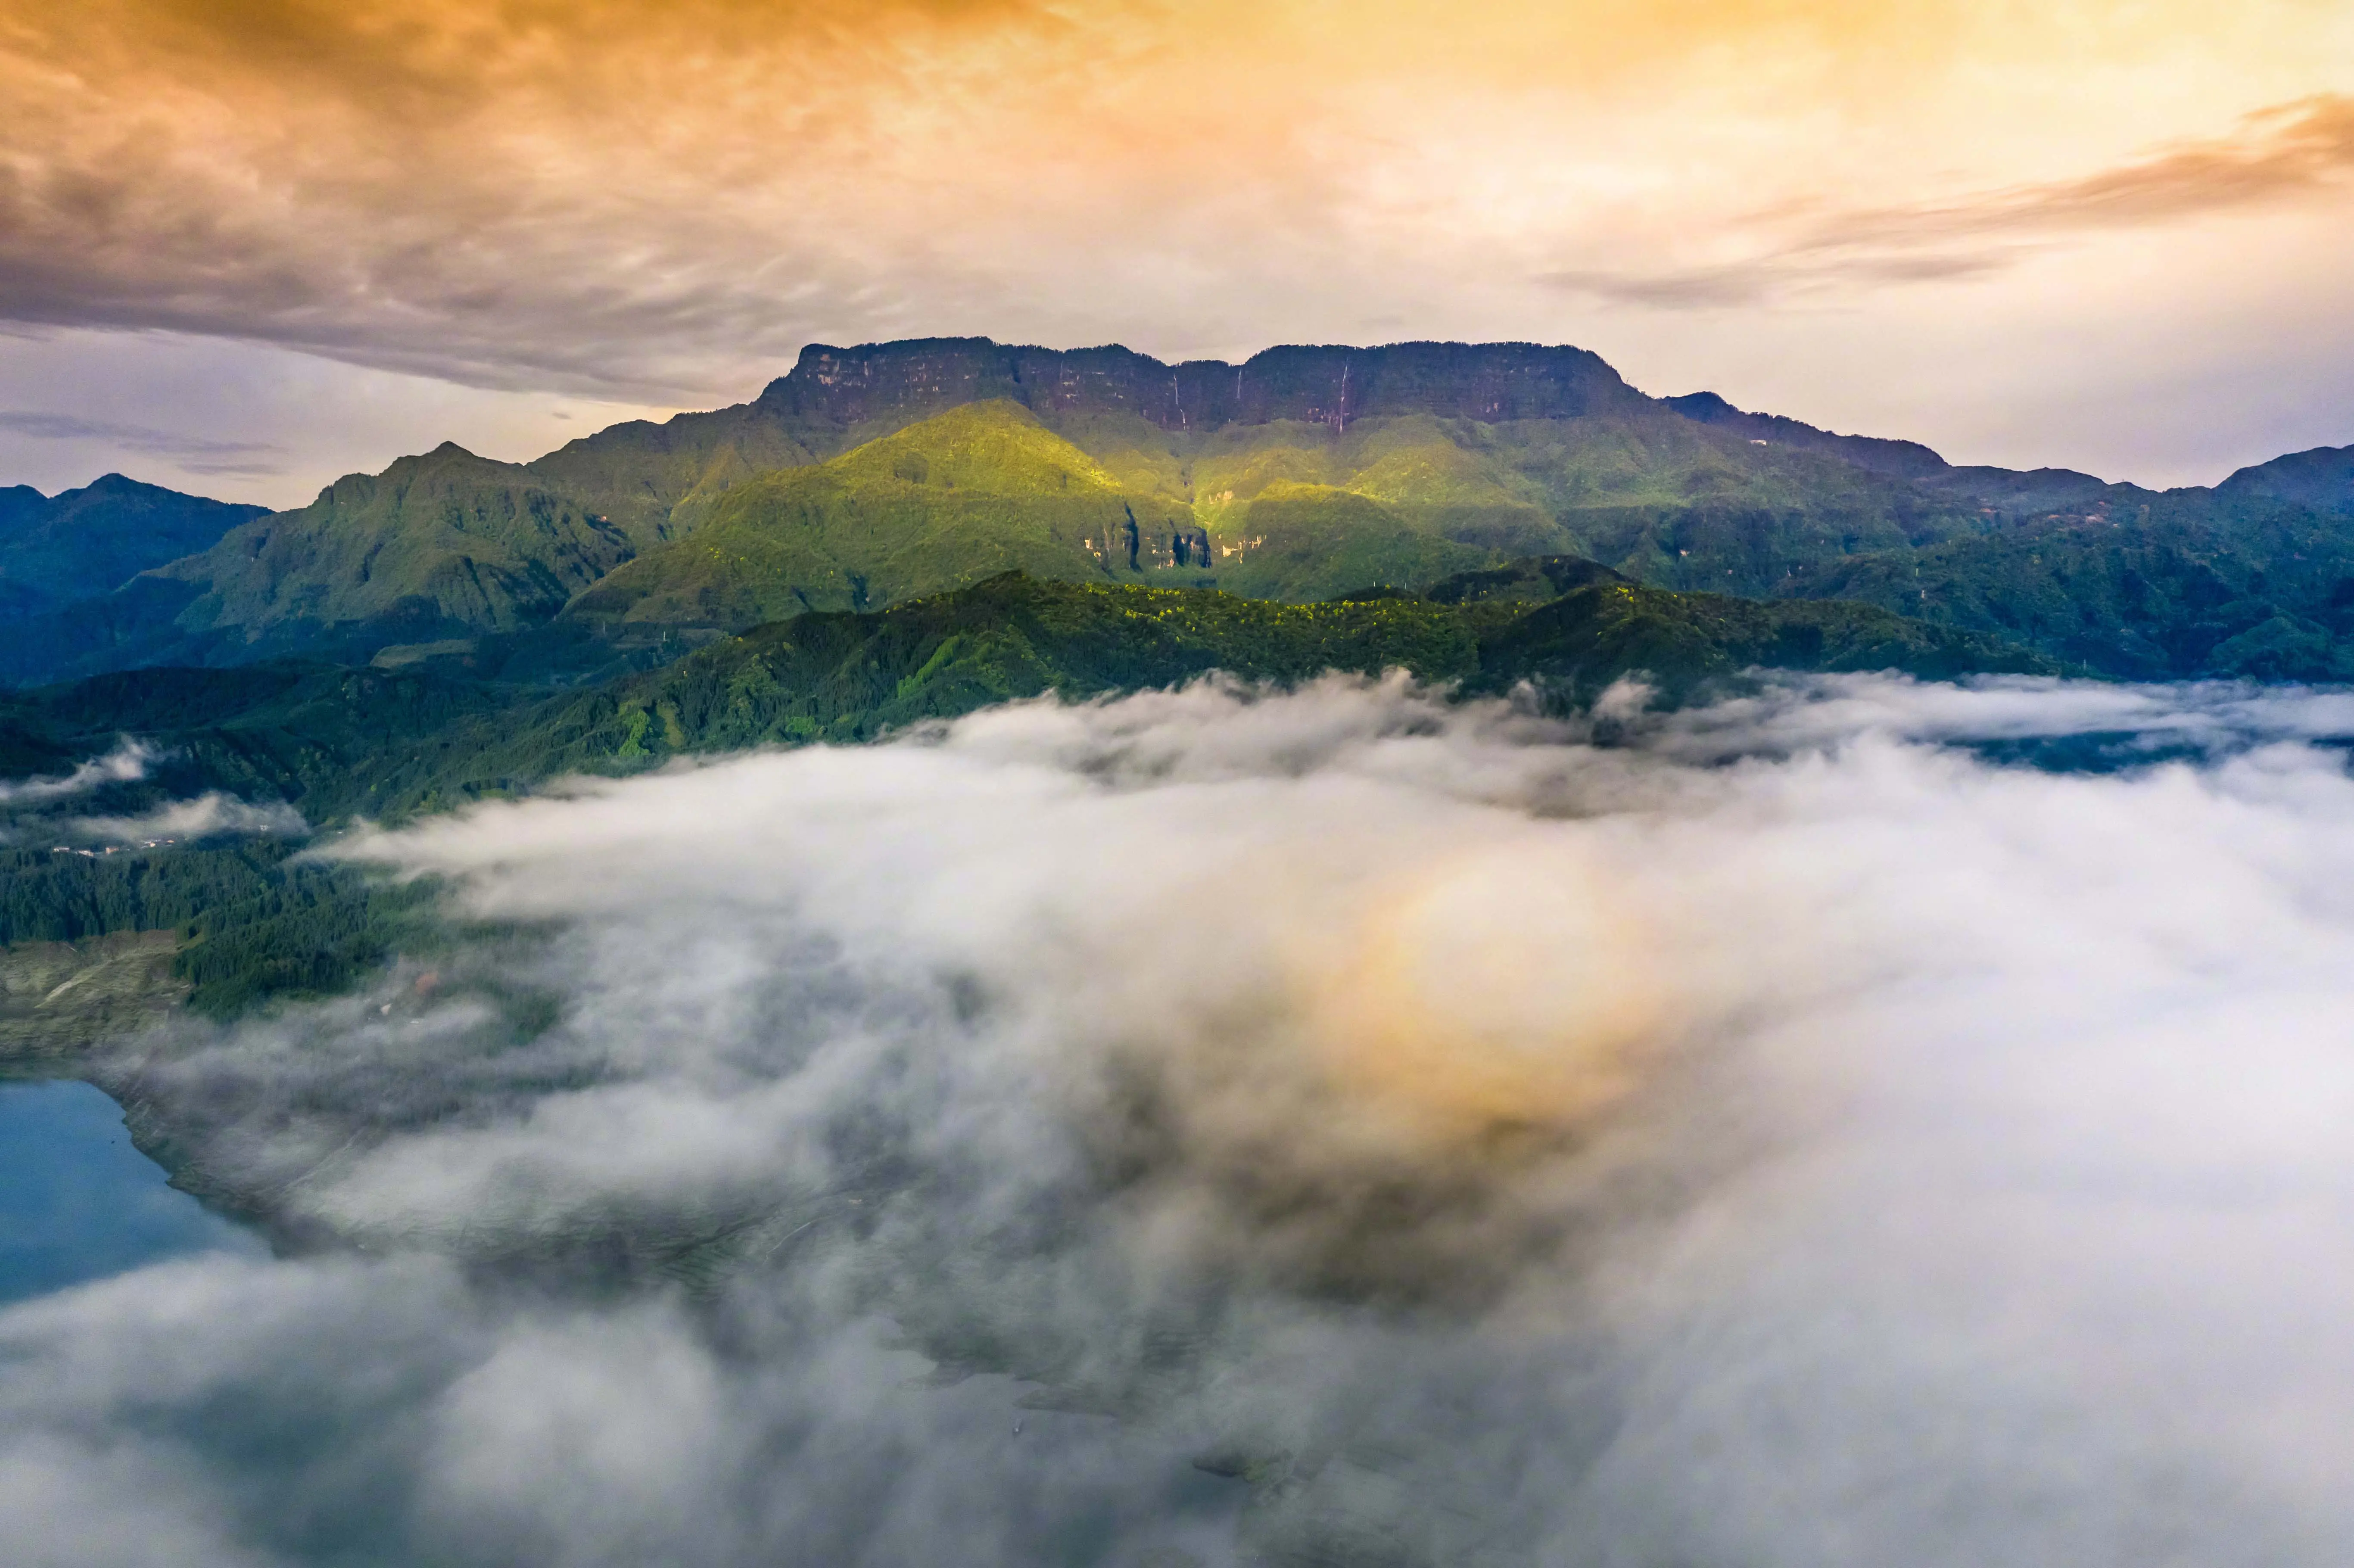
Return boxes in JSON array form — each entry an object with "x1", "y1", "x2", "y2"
[{"x1": 1, "y1": 0, "x2": 2351, "y2": 507}]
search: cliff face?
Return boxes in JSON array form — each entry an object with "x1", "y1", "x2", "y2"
[{"x1": 756, "y1": 337, "x2": 1648, "y2": 434}]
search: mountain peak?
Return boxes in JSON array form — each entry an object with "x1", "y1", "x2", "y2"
[
  {"x1": 1666, "y1": 390, "x2": 1949, "y2": 479},
  {"x1": 758, "y1": 336, "x2": 1642, "y2": 433},
  {"x1": 2218, "y1": 442, "x2": 2354, "y2": 515}
]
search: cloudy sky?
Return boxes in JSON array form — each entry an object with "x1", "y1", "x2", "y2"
[{"x1": 1, "y1": 0, "x2": 2351, "y2": 505}]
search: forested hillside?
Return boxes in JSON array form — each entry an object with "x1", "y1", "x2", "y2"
[
  {"x1": 4, "y1": 337, "x2": 2351, "y2": 691},
  {"x1": 0, "y1": 476, "x2": 265, "y2": 669}
]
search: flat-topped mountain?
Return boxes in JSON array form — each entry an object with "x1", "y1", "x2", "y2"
[
  {"x1": 4, "y1": 335, "x2": 2352, "y2": 686},
  {"x1": 753, "y1": 337, "x2": 1646, "y2": 433}
]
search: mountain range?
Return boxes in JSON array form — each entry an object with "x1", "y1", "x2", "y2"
[
  {"x1": 4, "y1": 332, "x2": 2353, "y2": 1194},
  {"x1": 7, "y1": 336, "x2": 2352, "y2": 689}
]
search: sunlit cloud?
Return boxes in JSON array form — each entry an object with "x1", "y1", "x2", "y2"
[
  {"x1": 10, "y1": 676, "x2": 2354, "y2": 1559},
  {"x1": 1546, "y1": 93, "x2": 2354, "y2": 309},
  {"x1": 0, "y1": 2, "x2": 2345, "y2": 398}
]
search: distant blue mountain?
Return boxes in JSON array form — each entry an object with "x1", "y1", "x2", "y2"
[
  {"x1": 2218, "y1": 444, "x2": 2354, "y2": 516},
  {"x1": 0, "y1": 474, "x2": 265, "y2": 616}
]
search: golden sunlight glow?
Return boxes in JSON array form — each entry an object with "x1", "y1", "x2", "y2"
[
  {"x1": 0, "y1": 1, "x2": 2349, "y2": 477},
  {"x1": 1306, "y1": 843, "x2": 1663, "y2": 1142}
]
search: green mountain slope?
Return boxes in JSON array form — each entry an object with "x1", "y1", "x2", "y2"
[
  {"x1": 429, "y1": 566, "x2": 2046, "y2": 790},
  {"x1": 523, "y1": 400, "x2": 825, "y2": 544},
  {"x1": 6, "y1": 335, "x2": 2352, "y2": 690},
  {"x1": 2217, "y1": 443, "x2": 2354, "y2": 516},
  {"x1": 563, "y1": 402, "x2": 1201, "y2": 632},
  {"x1": 0, "y1": 475, "x2": 265, "y2": 619},
  {"x1": 560, "y1": 392, "x2": 1947, "y2": 644},
  {"x1": 1781, "y1": 488, "x2": 2354, "y2": 679},
  {"x1": 0, "y1": 557, "x2": 2043, "y2": 1017},
  {"x1": 149, "y1": 443, "x2": 638, "y2": 656}
]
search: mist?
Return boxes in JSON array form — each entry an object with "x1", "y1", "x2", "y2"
[
  {"x1": 0, "y1": 740, "x2": 151, "y2": 806},
  {"x1": 8, "y1": 673, "x2": 2354, "y2": 1566},
  {"x1": 64, "y1": 793, "x2": 307, "y2": 846}
]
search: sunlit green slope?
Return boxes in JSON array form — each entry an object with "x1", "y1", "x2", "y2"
[
  {"x1": 151, "y1": 443, "x2": 638, "y2": 656},
  {"x1": 565, "y1": 402, "x2": 1200, "y2": 632},
  {"x1": 1034, "y1": 405, "x2": 1975, "y2": 602}
]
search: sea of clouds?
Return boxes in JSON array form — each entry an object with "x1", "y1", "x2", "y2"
[{"x1": 9, "y1": 672, "x2": 2354, "y2": 1566}]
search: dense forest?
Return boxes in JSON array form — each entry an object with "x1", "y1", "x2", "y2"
[
  {"x1": 0, "y1": 557, "x2": 2045, "y2": 1022},
  {"x1": 6, "y1": 332, "x2": 2350, "y2": 1035}
]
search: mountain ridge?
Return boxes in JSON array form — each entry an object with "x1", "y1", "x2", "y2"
[
  {"x1": 0, "y1": 474, "x2": 266, "y2": 616},
  {"x1": 3, "y1": 335, "x2": 2349, "y2": 688}
]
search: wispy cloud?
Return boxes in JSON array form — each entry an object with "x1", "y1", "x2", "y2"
[
  {"x1": 68, "y1": 793, "x2": 306, "y2": 844},
  {"x1": 0, "y1": 740, "x2": 151, "y2": 806},
  {"x1": 0, "y1": 412, "x2": 283, "y2": 472},
  {"x1": 1547, "y1": 94, "x2": 2354, "y2": 308}
]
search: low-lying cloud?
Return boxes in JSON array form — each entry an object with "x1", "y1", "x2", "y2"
[
  {"x1": 0, "y1": 740, "x2": 151, "y2": 806},
  {"x1": 66, "y1": 793, "x2": 308, "y2": 845},
  {"x1": 10, "y1": 673, "x2": 2354, "y2": 1565}
]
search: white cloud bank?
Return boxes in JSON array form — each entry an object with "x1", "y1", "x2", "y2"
[{"x1": 8, "y1": 674, "x2": 2354, "y2": 1566}]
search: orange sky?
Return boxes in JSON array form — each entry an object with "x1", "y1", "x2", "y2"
[{"x1": 1, "y1": 0, "x2": 2351, "y2": 502}]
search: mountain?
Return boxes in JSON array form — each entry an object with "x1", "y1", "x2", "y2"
[
  {"x1": 753, "y1": 337, "x2": 1644, "y2": 431},
  {"x1": 2, "y1": 557, "x2": 2046, "y2": 834},
  {"x1": 565, "y1": 401, "x2": 1199, "y2": 634},
  {"x1": 1661, "y1": 391, "x2": 1950, "y2": 479},
  {"x1": 0, "y1": 447, "x2": 638, "y2": 682},
  {"x1": 1787, "y1": 487, "x2": 2354, "y2": 679},
  {"x1": 2217, "y1": 443, "x2": 2354, "y2": 515},
  {"x1": 0, "y1": 475, "x2": 265, "y2": 621},
  {"x1": 0, "y1": 339, "x2": 1986, "y2": 685},
  {"x1": 522, "y1": 399, "x2": 825, "y2": 543},
  {"x1": 562, "y1": 348, "x2": 2001, "y2": 646},
  {"x1": 155, "y1": 442, "x2": 638, "y2": 652},
  {"x1": 3, "y1": 336, "x2": 2351, "y2": 687}
]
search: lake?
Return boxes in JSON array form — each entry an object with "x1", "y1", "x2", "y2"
[{"x1": 0, "y1": 1076, "x2": 265, "y2": 1305}]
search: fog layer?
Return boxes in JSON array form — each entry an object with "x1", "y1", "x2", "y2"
[{"x1": 8, "y1": 674, "x2": 2354, "y2": 1566}]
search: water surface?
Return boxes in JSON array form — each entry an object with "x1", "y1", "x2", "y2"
[{"x1": 0, "y1": 1077, "x2": 264, "y2": 1305}]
